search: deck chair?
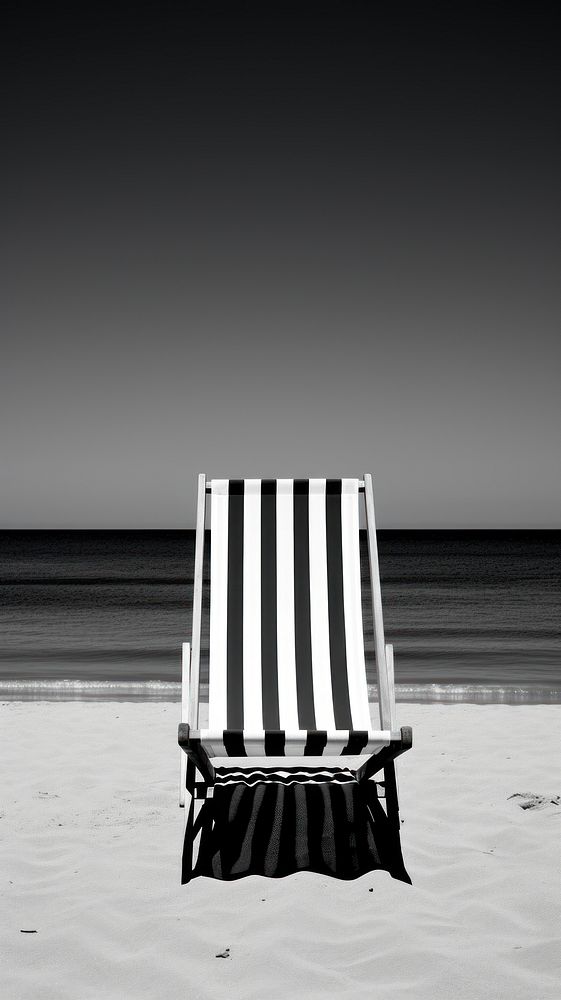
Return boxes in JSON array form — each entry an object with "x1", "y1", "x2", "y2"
[{"x1": 178, "y1": 476, "x2": 412, "y2": 814}]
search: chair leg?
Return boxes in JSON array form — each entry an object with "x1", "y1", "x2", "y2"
[
  {"x1": 179, "y1": 750, "x2": 187, "y2": 808},
  {"x1": 179, "y1": 640, "x2": 191, "y2": 807},
  {"x1": 383, "y1": 762, "x2": 402, "y2": 832},
  {"x1": 181, "y1": 757, "x2": 214, "y2": 883}
]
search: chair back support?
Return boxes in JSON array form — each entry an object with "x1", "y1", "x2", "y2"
[{"x1": 208, "y1": 479, "x2": 371, "y2": 732}]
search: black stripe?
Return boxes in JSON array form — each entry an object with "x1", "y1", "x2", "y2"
[
  {"x1": 222, "y1": 730, "x2": 247, "y2": 756},
  {"x1": 279, "y1": 781, "x2": 297, "y2": 877},
  {"x1": 325, "y1": 479, "x2": 343, "y2": 495},
  {"x1": 304, "y1": 730, "x2": 328, "y2": 755},
  {"x1": 342, "y1": 730, "x2": 369, "y2": 754},
  {"x1": 249, "y1": 784, "x2": 275, "y2": 873},
  {"x1": 227, "y1": 481, "x2": 244, "y2": 728},
  {"x1": 259, "y1": 783, "x2": 282, "y2": 872},
  {"x1": 261, "y1": 480, "x2": 280, "y2": 728},
  {"x1": 264, "y1": 730, "x2": 285, "y2": 755},
  {"x1": 293, "y1": 480, "x2": 316, "y2": 728},
  {"x1": 306, "y1": 782, "x2": 327, "y2": 869},
  {"x1": 293, "y1": 479, "x2": 309, "y2": 494},
  {"x1": 325, "y1": 482, "x2": 353, "y2": 728}
]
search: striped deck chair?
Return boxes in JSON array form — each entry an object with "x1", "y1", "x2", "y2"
[{"x1": 178, "y1": 476, "x2": 412, "y2": 812}]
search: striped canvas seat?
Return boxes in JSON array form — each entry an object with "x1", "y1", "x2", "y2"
[
  {"x1": 179, "y1": 476, "x2": 411, "y2": 789},
  {"x1": 204, "y1": 479, "x2": 385, "y2": 755}
]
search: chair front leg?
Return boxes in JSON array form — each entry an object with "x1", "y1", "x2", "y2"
[{"x1": 179, "y1": 641, "x2": 191, "y2": 807}]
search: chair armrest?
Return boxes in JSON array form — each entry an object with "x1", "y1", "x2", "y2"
[
  {"x1": 181, "y1": 642, "x2": 191, "y2": 723},
  {"x1": 355, "y1": 726, "x2": 412, "y2": 782}
]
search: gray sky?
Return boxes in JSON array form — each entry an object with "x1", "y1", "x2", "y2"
[{"x1": 2, "y1": 4, "x2": 560, "y2": 527}]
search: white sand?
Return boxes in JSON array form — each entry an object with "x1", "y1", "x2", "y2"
[{"x1": 1, "y1": 701, "x2": 560, "y2": 1000}]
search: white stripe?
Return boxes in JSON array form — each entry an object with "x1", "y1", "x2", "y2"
[
  {"x1": 209, "y1": 479, "x2": 228, "y2": 495},
  {"x1": 242, "y1": 736, "x2": 266, "y2": 755},
  {"x1": 217, "y1": 768, "x2": 354, "y2": 781},
  {"x1": 341, "y1": 480, "x2": 371, "y2": 729},
  {"x1": 324, "y1": 731, "x2": 349, "y2": 755},
  {"x1": 243, "y1": 481, "x2": 262, "y2": 728},
  {"x1": 217, "y1": 773, "x2": 355, "y2": 786},
  {"x1": 209, "y1": 481, "x2": 229, "y2": 729},
  {"x1": 308, "y1": 479, "x2": 327, "y2": 495},
  {"x1": 282, "y1": 737, "x2": 307, "y2": 755},
  {"x1": 308, "y1": 479, "x2": 335, "y2": 729},
  {"x1": 363, "y1": 734, "x2": 391, "y2": 752},
  {"x1": 276, "y1": 480, "x2": 299, "y2": 729}
]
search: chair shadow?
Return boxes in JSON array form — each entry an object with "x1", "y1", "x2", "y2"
[{"x1": 182, "y1": 762, "x2": 411, "y2": 885}]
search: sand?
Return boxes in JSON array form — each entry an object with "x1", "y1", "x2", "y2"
[{"x1": 1, "y1": 701, "x2": 560, "y2": 1000}]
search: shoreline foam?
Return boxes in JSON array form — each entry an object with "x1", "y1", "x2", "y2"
[{"x1": 1, "y1": 678, "x2": 560, "y2": 704}]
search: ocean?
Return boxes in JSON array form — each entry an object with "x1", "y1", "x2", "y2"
[{"x1": 1, "y1": 530, "x2": 559, "y2": 703}]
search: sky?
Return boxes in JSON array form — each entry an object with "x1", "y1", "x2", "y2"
[{"x1": 2, "y1": 3, "x2": 560, "y2": 527}]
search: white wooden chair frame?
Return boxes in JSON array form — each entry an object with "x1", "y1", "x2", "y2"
[{"x1": 179, "y1": 474, "x2": 411, "y2": 810}]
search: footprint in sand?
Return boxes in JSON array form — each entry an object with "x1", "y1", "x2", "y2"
[{"x1": 508, "y1": 793, "x2": 560, "y2": 811}]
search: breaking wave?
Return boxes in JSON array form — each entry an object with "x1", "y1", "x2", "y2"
[{"x1": 1, "y1": 680, "x2": 560, "y2": 704}]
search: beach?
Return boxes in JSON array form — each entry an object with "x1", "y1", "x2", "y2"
[{"x1": 2, "y1": 700, "x2": 559, "y2": 999}]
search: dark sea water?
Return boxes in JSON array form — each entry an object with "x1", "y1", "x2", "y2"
[{"x1": 1, "y1": 531, "x2": 559, "y2": 703}]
